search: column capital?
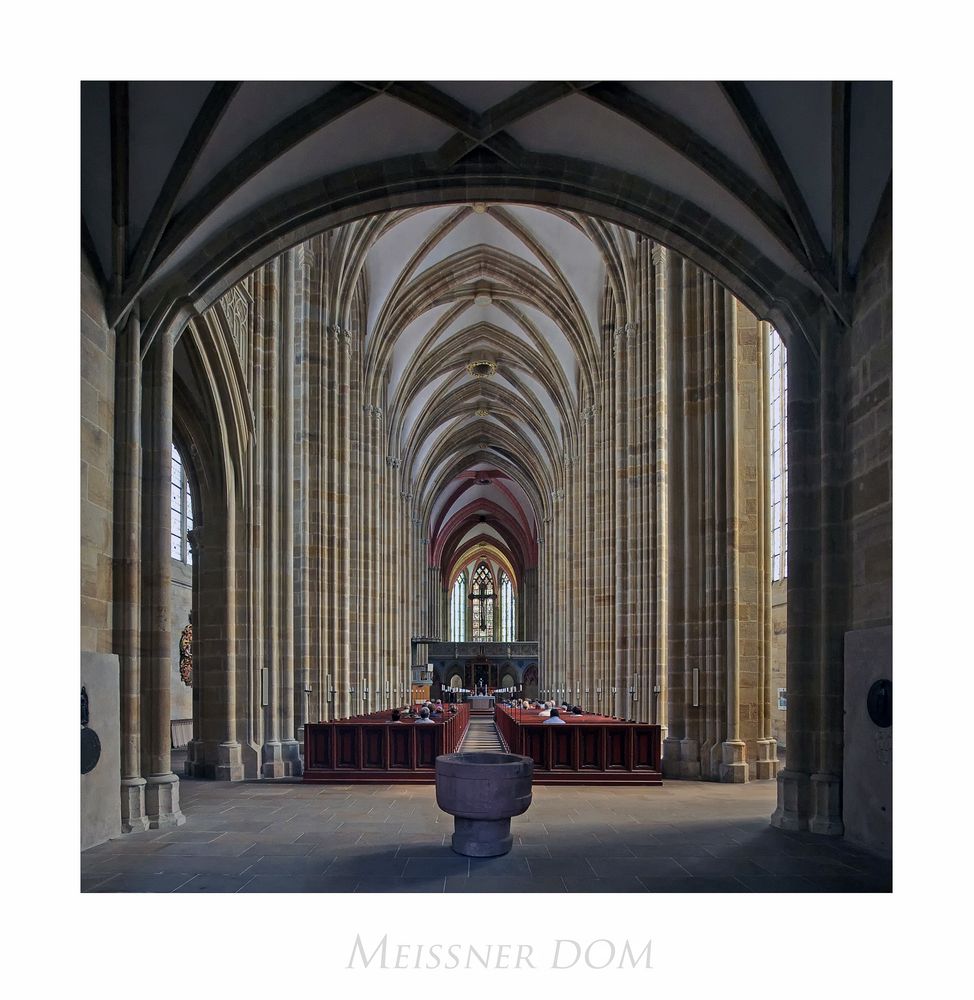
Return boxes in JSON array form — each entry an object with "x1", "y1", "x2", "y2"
[
  {"x1": 186, "y1": 526, "x2": 203, "y2": 555},
  {"x1": 550, "y1": 488, "x2": 565, "y2": 502},
  {"x1": 386, "y1": 456, "x2": 401, "y2": 469},
  {"x1": 328, "y1": 324, "x2": 352, "y2": 354}
]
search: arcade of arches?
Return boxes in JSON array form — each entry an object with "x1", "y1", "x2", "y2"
[{"x1": 80, "y1": 81, "x2": 892, "y2": 866}]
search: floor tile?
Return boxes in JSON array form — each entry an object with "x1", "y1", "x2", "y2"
[{"x1": 173, "y1": 874, "x2": 257, "y2": 893}]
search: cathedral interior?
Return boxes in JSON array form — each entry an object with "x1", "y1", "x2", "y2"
[{"x1": 79, "y1": 78, "x2": 893, "y2": 896}]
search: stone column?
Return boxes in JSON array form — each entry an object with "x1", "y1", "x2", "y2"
[
  {"x1": 809, "y1": 318, "x2": 847, "y2": 834},
  {"x1": 140, "y1": 323, "x2": 184, "y2": 827},
  {"x1": 719, "y1": 291, "x2": 748, "y2": 782},
  {"x1": 772, "y1": 330, "x2": 819, "y2": 829},
  {"x1": 113, "y1": 307, "x2": 148, "y2": 832},
  {"x1": 280, "y1": 250, "x2": 301, "y2": 775},
  {"x1": 260, "y1": 259, "x2": 284, "y2": 778}
]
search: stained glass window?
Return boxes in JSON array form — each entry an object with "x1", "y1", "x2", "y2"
[
  {"x1": 470, "y1": 562, "x2": 495, "y2": 641},
  {"x1": 769, "y1": 328, "x2": 788, "y2": 581},
  {"x1": 500, "y1": 571, "x2": 515, "y2": 642},
  {"x1": 171, "y1": 443, "x2": 195, "y2": 565},
  {"x1": 450, "y1": 573, "x2": 466, "y2": 641}
]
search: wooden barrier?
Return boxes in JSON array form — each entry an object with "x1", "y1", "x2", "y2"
[
  {"x1": 303, "y1": 704, "x2": 469, "y2": 783},
  {"x1": 494, "y1": 706, "x2": 662, "y2": 785}
]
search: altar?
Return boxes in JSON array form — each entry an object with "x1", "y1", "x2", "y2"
[{"x1": 469, "y1": 694, "x2": 495, "y2": 714}]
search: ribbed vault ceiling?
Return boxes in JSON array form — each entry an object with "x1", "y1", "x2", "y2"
[
  {"x1": 365, "y1": 203, "x2": 611, "y2": 586},
  {"x1": 82, "y1": 80, "x2": 892, "y2": 346},
  {"x1": 84, "y1": 79, "x2": 892, "y2": 596}
]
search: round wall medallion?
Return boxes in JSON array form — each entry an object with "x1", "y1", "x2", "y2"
[
  {"x1": 475, "y1": 407, "x2": 490, "y2": 417},
  {"x1": 81, "y1": 726, "x2": 102, "y2": 774},
  {"x1": 866, "y1": 679, "x2": 892, "y2": 728},
  {"x1": 466, "y1": 360, "x2": 497, "y2": 379}
]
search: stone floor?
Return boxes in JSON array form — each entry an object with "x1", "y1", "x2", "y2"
[{"x1": 81, "y1": 770, "x2": 891, "y2": 893}]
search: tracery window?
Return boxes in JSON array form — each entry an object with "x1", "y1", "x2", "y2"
[
  {"x1": 171, "y1": 443, "x2": 194, "y2": 565},
  {"x1": 470, "y1": 562, "x2": 495, "y2": 641},
  {"x1": 450, "y1": 573, "x2": 466, "y2": 641},
  {"x1": 499, "y1": 571, "x2": 515, "y2": 642},
  {"x1": 769, "y1": 328, "x2": 788, "y2": 581}
]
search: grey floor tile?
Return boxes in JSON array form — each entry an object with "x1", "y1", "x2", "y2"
[
  {"x1": 637, "y1": 876, "x2": 750, "y2": 892},
  {"x1": 245, "y1": 855, "x2": 332, "y2": 875},
  {"x1": 674, "y1": 857, "x2": 771, "y2": 877},
  {"x1": 527, "y1": 857, "x2": 594, "y2": 877},
  {"x1": 587, "y1": 857, "x2": 691, "y2": 878},
  {"x1": 561, "y1": 876, "x2": 649, "y2": 892},
  {"x1": 85, "y1": 873, "x2": 195, "y2": 892},
  {"x1": 545, "y1": 843, "x2": 637, "y2": 859},
  {"x1": 239, "y1": 842, "x2": 315, "y2": 857},
  {"x1": 325, "y1": 858, "x2": 409, "y2": 877},
  {"x1": 355, "y1": 877, "x2": 447, "y2": 893},
  {"x1": 445, "y1": 875, "x2": 567, "y2": 893},
  {"x1": 801, "y1": 873, "x2": 892, "y2": 892},
  {"x1": 752, "y1": 856, "x2": 863, "y2": 877},
  {"x1": 238, "y1": 874, "x2": 359, "y2": 892},
  {"x1": 174, "y1": 874, "x2": 257, "y2": 893},
  {"x1": 737, "y1": 875, "x2": 820, "y2": 893},
  {"x1": 401, "y1": 856, "x2": 469, "y2": 877},
  {"x1": 81, "y1": 873, "x2": 117, "y2": 891},
  {"x1": 467, "y1": 856, "x2": 532, "y2": 876},
  {"x1": 155, "y1": 842, "x2": 254, "y2": 858}
]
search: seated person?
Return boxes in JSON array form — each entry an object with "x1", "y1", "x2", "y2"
[
  {"x1": 571, "y1": 705, "x2": 583, "y2": 715},
  {"x1": 390, "y1": 710, "x2": 402, "y2": 722},
  {"x1": 416, "y1": 707, "x2": 435, "y2": 723},
  {"x1": 543, "y1": 707, "x2": 567, "y2": 725},
  {"x1": 537, "y1": 705, "x2": 551, "y2": 718}
]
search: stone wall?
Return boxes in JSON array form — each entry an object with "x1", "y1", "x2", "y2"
[
  {"x1": 844, "y1": 192, "x2": 892, "y2": 630},
  {"x1": 81, "y1": 254, "x2": 114, "y2": 654},
  {"x1": 170, "y1": 560, "x2": 193, "y2": 722},
  {"x1": 771, "y1": 579, "x2": 787, "y2": 749}
]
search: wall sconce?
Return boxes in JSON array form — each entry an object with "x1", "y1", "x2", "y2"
[
  {"x1": 349, "y1": 685, "x2": 356, "y2": 695},
  {"x1": 630, "y1": 687, "x2": 637, "y2": 702},
  {"x1": 653, "y1": 684, "x2": 661, "y2": 694}
]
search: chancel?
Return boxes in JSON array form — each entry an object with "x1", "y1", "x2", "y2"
[{"x1": 80, "y1": 79, "x2": 892, "y2": 892}]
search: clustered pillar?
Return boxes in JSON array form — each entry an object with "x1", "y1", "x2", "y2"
[{"x1": 536, "y1": 239, "x2": 778, "y2": 782}]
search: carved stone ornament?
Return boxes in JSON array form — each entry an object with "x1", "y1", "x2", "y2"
[
  {"x1": 179, "y1": 617, "x2": 193, "y2": 687},
  {"x1": 466, "y1": 359, "x2": 497, "y2": 379},
  {"x1": 218, "y1": 285, "x2": 252, "y2": 354}
]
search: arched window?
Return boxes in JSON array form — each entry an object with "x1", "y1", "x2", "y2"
[
  {"x1": 769, "y1": 328, "x2": 788, "y2": 581},
  {"x1": 499, "y1": 571, "x2": 515, "y2": 641},
  {"x1": 450, "y1": 573, "x2": 466, "y2": 641},
  {"x1": 470, "y1": 562, "x2": 495, "y2": 641},
  {"x1": 170, "y1": 443, "x2": 195, "y2": 565}
]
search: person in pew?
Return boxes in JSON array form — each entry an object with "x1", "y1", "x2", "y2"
[
  {"x1": 537, "y1": 705, "x2": 551, "y2": 718},
  {"x1": 543, "y1": 707, "x2": 567, "y2": 725},
  {"x1": 571, "y1": 705, "x2": 583, "y2": 715},
  {"x1": 390, "y1": 710, "x2": 402, "y2": 722},
  {"x1": 416, "y1": 707, "x2": 435, "y2": 723}
]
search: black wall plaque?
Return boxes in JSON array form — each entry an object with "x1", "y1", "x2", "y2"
[
  {"x1": 81, "y1": 727, "x2": 102, "y2": 774},
  {"x1": 81, "y1": 685, "x2": 102, "y2": 774},
  {"x1": 866, "y1": 679, "x2": 892, "y2": 728}
]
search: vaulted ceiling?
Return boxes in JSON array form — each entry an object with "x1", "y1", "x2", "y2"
[
  {"x1": 358, "y1": 202, "x2": 613, "y2": 583},
  {"x1": 81, "y1": 80, "x2": 892, "y2": 345},
  {"x1": 83, "y1": 80, "x2": 892, "y2": 588}
]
